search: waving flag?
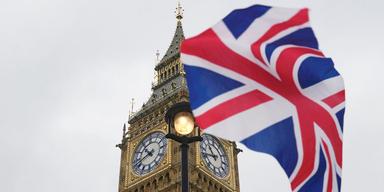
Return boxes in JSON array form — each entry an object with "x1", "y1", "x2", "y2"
[{"x1": 181, "y1": 4, "x2": 345, "y2": 192}]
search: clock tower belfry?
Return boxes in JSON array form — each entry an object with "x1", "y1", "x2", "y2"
[{"x1": 117, "y1": 3, "x2": 241, "y2": 192}]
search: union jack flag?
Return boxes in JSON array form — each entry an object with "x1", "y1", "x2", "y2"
[{"x1": 181, "y1": 5, "x2": 345, "y2": 192}]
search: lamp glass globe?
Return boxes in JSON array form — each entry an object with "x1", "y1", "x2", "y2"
[{"x1": 174, "y1": 112, "x2": 194, "y2": 135}]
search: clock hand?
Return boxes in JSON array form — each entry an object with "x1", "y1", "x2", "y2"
[
  {"x1": 158, "y1": 137, "x2": 166, "y2": 148},
  {"x1": 144, "y1": 148, "x2": 154, "y2": 156},
  {"x1": 201, "y1": 152, "x2": 218, "y2": 160},
  {"x1": 207, "y1": 145, "x2": 218, "y2": 161},
  {"x1": 149, "y1": 148, "x2": 154, "y2": 155},
  {"x1": 158, "y1": 136, "x2": 165, "y2": 143},
  {"x1": 134, "y1": 148, "x2": 154, "y2": 166},
  {"x1": 208, "y1": 145, "x2": 214, "y2": 154},
  {"x1": 134, "y1": 153, "x2": 150, "y2": 166}
]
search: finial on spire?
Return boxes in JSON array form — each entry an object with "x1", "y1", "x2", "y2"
[
  {"x1": 128, "y1": 98, "x2": 135, "y2": 118},
  {"x1": 122, "y1": 123, "x2": 126, "y2": 139},
  {"x1": 156, "y1": 50, "x2": 160, "y2": 62},
  {"x1": 175, "y1": 1, "x2": 184, "y2": 20}
]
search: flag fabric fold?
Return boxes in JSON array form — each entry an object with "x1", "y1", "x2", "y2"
[{"x1": 181, "y1": 4, "x2": 345, "y2": 192}]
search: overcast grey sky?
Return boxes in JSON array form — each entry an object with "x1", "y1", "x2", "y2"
[{"x1": 1, "y1": 0, "x2": 383, "y2": 191}]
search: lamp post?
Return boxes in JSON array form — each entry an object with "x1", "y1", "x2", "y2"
[{"x1": 165, "y1": 102, "x2": 202, "y2": 192}]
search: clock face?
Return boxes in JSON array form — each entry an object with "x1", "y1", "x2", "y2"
[
  {"x1": 132, "y1": 131, "x2": 167, "y2": 175},
  {"x1": 200, "y1": 134, "x2": 229, "y2": 178}
]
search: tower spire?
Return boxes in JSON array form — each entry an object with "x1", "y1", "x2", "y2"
[
  {"x1": 175, "y1": 1, "x2": 184, "y2": 20},
  {"x1": 155, "y1": 2, "x2": 185, "y2": 66}
]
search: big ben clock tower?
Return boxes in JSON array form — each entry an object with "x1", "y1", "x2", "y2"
[{"x1": 117, "y1": 3, "x2": 241, "y2": 192}]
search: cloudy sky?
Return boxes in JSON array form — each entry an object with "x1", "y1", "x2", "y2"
[{"x1": 1, "y1": 0, "x2": 383, "y2": 191}]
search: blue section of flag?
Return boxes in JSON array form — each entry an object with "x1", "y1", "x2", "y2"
[
  {"x1": 337, "y1": 175, "x2": 342, "y2": 192},
  {"x1": 241, "y1": 117, "x2": 298, "y2": 177},
  {"x1": 184, "y1": 64, "x2": 244, "y2": 110},
  {"x1": 298, "y1": 148, "x2": 327, "y2": 192},
  {"x1": 298, "y1": 57, "x2": 340, "y2": 89},
  {"x1": 336, "y1": 108, "x2": 345, "y2": 132},
  {"x1": 265, "y1": 28, "x2": 319, "y2": 62},
  {"x1": 223, "y1": 5, "x2": 271, "y2": 39}
]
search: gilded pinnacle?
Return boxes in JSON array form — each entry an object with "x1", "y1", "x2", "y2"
[{"x1": 175, "y1": 1, "x2": 184, "y2": 20}]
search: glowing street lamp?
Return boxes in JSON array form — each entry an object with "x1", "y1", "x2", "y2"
[
  {"x1": 174, "y1": 111, "x2": 194, "y2": 135},
  {"x1": 165, "y1": 102, "x2": 202, "y2": 192}
]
